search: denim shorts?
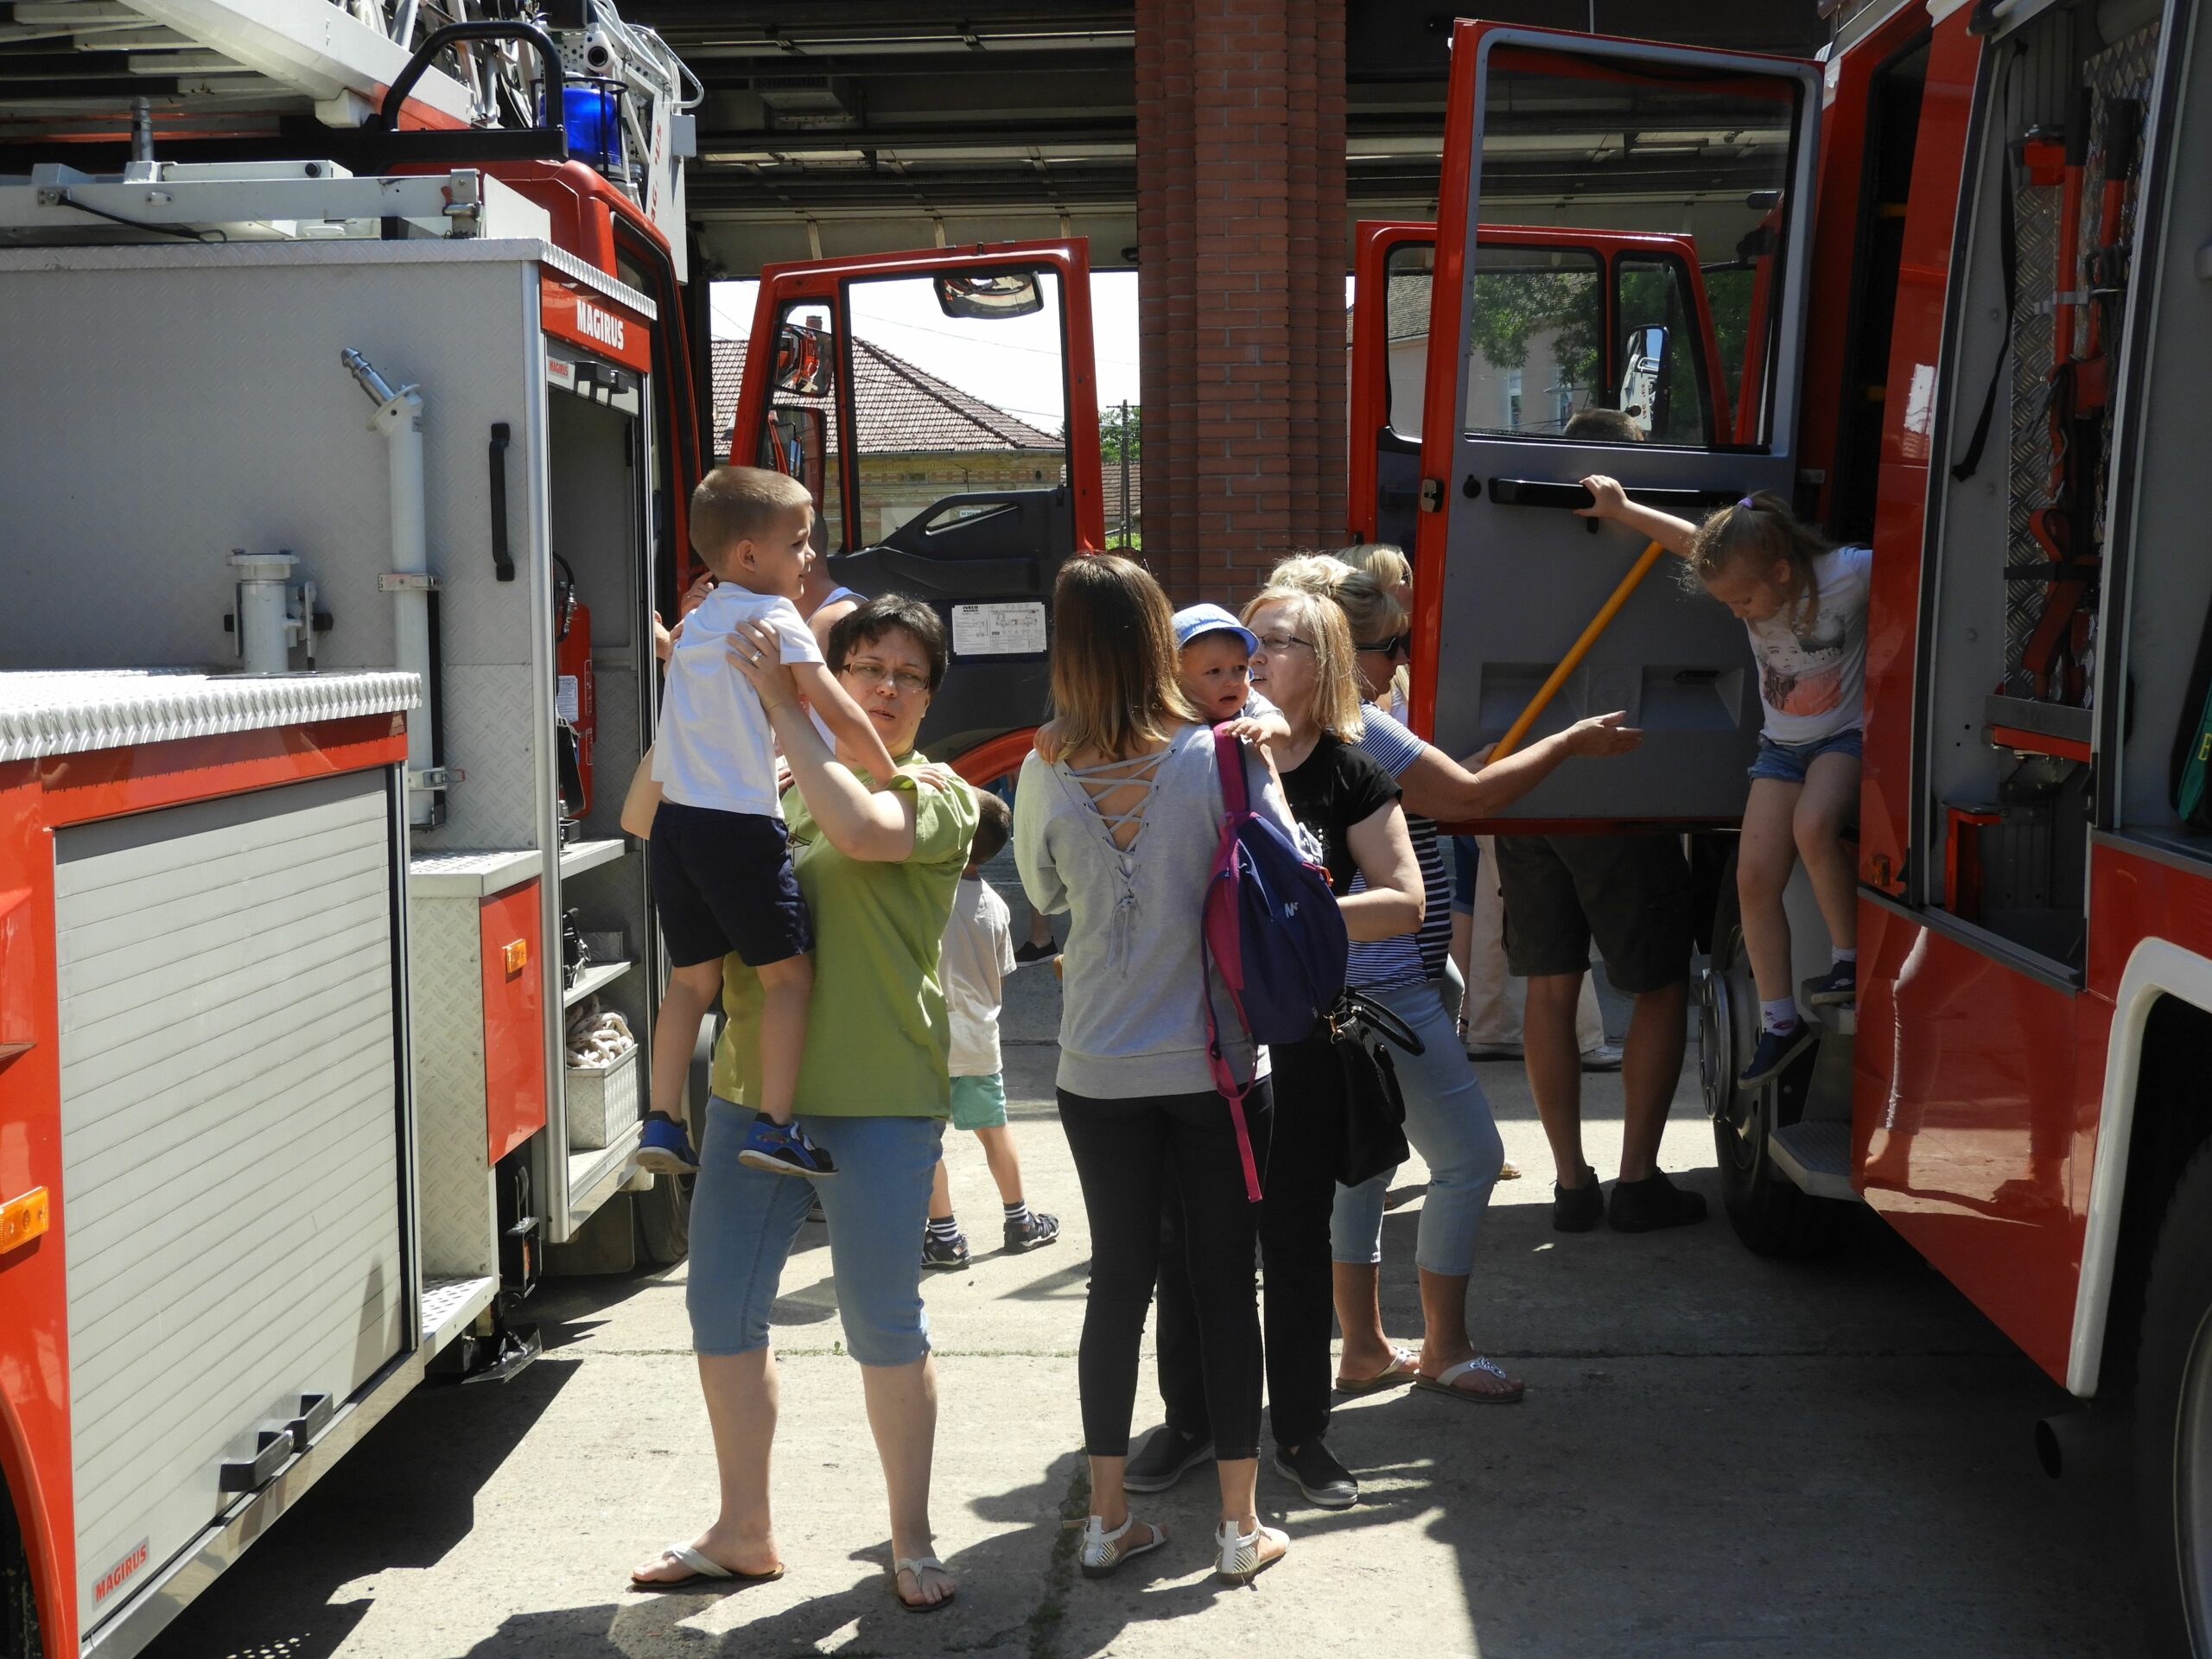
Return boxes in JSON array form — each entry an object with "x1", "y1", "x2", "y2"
[
  {"x1": 1450, "y1": 836, "x2": 1478, "y2": 917},
  {"x1": 1747, "y1": 725, "x2": 1864, "y2": 785},
  {"x1": 687, "y1": 1096, "x2": 943, "y2": 1366}
]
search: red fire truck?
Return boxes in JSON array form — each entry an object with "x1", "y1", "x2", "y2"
[
  {"x1": 0, "y1": 3, "x2": 710, "y2": 1655},
  {"x1": 1398, "y1": 5, "x2": 2209, "y2": 1650}
]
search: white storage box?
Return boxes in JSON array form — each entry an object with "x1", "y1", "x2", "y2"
[{"x1": 567, "y1": 1043, "x2": 641, "y2": 1151}]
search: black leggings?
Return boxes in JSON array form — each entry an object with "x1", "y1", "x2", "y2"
[
  {"x1": 1157, "y1": 1031, "x2": 1341, "y2": 1450},
  {"x1": 1058, "y1": 1084, "x2": 1271, "y2": 1461}
]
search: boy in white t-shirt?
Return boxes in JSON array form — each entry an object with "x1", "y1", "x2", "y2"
[
  {"x1": 640, "y1": 466, "x2": 897, "y2": 1180},
  {"x1": 924, "y1": 791, "x2": 1059, "y2": 1267}
]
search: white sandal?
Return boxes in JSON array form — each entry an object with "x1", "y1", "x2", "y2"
[
  {"x1": 893, "y1": 1554, "x2": 957, "y2": 1613},
  {"x1": 1214, "y1": 1519, "x2": 1287, "y2": 1586},
  {"x1": 1079, "y1": 1513, "x2": 1167, "y2": 1580}
]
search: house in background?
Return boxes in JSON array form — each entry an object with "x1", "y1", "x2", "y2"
[{"x1": 712, "y1": 336, "x2": 1072, "y2": 548}]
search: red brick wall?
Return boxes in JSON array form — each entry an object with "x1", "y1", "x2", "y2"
[{"x1": 1136, "y1": 0, "x2": 1348, "y2": 606}]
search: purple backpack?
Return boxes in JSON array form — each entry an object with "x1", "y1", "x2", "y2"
[{"x1": 1200, "y1": 725, "x2": 1350, "y2": 1199}]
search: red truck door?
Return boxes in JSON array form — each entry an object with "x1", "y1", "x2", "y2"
[
  {"x1": 726, "y1": 241, "x2": 1102, "y2": 772},
  {"x1": 1410, "y1": 25, "x2": 1823, "y2": 825}
]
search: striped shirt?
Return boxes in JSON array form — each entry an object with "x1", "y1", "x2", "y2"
[{"x1": 1344, "y1": 705, "x2": 1451, "y2": 992}]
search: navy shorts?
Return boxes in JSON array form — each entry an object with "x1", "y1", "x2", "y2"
[{"x1": 649, "y1": 798, "x2": 814, "y2": 969}]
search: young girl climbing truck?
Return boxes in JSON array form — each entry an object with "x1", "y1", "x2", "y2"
[{"x1": 1576, "y1": 479, "x2": 1869, "y2": 1088}]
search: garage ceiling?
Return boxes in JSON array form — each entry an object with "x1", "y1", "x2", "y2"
[{"x1": 631, "y1": 0, "x2": 1832, "y2": 275}]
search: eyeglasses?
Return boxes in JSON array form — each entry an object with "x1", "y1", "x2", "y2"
[
  {"x1": 842, "y1": 659, "x2": 931, "y2": 695},
  {"x1": 1356, "y1": 632, "x2": 1411, "y2": 663},
  {"x1": 1255, "y1": 632, "x2": 1316, "y2": 655}
]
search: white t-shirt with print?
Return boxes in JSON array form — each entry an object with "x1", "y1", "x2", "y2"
[
  {"x1": 1742, "y1": 543, "x2": 1872, "y2": 746},
  {"x1": 653, "y1": 585, "x2": 822, "y2": 817},
  {"x1": 941, "y1": 873, "x2": 1017, "y2": 1077}
]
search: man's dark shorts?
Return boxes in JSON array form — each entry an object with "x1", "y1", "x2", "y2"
[
  {"x1": 649, "y1": 798, "x2": 814, "y2": 969},
  {"x1": 1494, "y1": 831, "x2": 1691, "y2": 995}
]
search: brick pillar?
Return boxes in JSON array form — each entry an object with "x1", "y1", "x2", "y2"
[{"x1": 1135, "y1": 0, "x2": 1348, "y2": 605}]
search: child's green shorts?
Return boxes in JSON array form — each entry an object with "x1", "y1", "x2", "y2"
[{"x1": 949, "y1": 1072, "x2": 1007, "y2": 1131}]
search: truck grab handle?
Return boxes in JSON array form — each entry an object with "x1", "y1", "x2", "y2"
[{"x1": 376, "y1": 21, "x2": 567, "y2": 143}]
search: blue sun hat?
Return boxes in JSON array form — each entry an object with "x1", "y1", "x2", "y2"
[{"x1": 1172, "y1": 602, "x2": 1260, "y2": 656}]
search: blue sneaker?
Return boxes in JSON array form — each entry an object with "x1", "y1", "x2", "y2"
[
  {"x1": 634, "y1": 1111, "x2": 698, "y2": 1175},
  {"x1": 737, "y1": 1113, "x2": 838, "y2": 1178},
  {"x1": 1738, "y1": 1023, "x2": 1817, "y2": 1089}
]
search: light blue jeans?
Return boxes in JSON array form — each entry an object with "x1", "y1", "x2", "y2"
[
  {"x1": 687, "y1": 1096, "x2": 944, "y2": 1366},
  {"x1": 1329, "y1": 979, "x2": 1506, "y2": 1277}
]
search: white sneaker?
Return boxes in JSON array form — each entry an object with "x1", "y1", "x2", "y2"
[
  {"x1": 1214, "y1": 1518, "x2": 1287, "y2": 1585},
  {"x1": 1079, "y1": 1513, "x2": 1166, "y2": 1580},
  {"x1": 1580, "y1": 1042, "x2": 1624, "y2": 1072}
]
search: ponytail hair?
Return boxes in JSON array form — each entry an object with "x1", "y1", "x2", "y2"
[{"x1": 1688, "y1": 491, "x2": 1833, "y2": 628}]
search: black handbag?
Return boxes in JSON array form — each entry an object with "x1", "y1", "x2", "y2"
[{"x1": 1325, "y1": 988, "x2": 1424, "y2": 1187}]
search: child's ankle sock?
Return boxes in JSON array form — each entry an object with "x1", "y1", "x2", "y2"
[
  {"x1": 1003, "y1": 1199, "x2": 1033, "y2": 1230},
  {"x1": 926, "y1": 1216, "x2": 962, "y2": 1243},
  {"x1": 1761, "y1": 997, "x2": 1801, "y2": 1034},
  {"x1": 1831, "y1": 948, "x2": 1857, "y2": 967}
]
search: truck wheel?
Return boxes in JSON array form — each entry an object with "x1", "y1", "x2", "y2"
[
  {"x1": 1702, "y1": 851, "x2": 1845, "y2": 1257},
  {"x1": 2134, "y1": 1141, "x2": 2212, "y2": 1658},
  {"x1": 0, "y1": 1490, "x2": 37, "y2": 1659}
]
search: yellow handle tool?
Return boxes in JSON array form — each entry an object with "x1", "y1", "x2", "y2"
[{"x1": 1488, "y1": 538, "x2": 1667, "y2": 761}]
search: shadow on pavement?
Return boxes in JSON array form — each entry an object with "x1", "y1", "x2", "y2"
[{"x1": 143, "y1": 1353, "x2": 580, "y2": 1659}]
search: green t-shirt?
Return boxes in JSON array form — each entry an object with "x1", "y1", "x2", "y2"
[{"x1": 709, "y1": 753, "x2": 979, "y2": 1117}]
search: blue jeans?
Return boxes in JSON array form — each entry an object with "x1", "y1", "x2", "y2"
[
  {"x1": 687, "y1": 1096, "x2": 944, "y2": 1366},
  {"x1": 1747, "y1": 725, "x2": 1863, "y2": 785},
  {"x1": 1330, "y1": 979, "x2": 1506, "y2": 1277}
]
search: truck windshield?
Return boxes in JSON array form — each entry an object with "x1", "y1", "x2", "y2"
[{"x1": 842, "y1": 266, "x2": 1071, "y2": 550}]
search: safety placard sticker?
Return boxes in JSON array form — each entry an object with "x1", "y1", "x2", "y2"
[
  {"x1": 951, "y1": 602, "x2": 1047, "y2": 658},
  {"x1": 556, "y1": 675, "x2": 581, "y2": 721}
]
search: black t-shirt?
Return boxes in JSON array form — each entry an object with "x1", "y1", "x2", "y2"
[{"x1": 1278, "y1": 734, "x2": 1400, "y2": 895}]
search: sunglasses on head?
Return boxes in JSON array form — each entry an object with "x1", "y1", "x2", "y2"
[{"x1": 1357, "y1": 632, "x2": 1411, "y2": 662}]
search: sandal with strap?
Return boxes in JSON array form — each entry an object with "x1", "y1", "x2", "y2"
[
  {"x1": 1335, "y1": 1345, "x2": 1420, "y2": 1395},
  {"x1": 1079, "y1": 1513, "x2": 1167, "y2": 1580},
  {"x1": 628, "y1": 1541, "x2": 785, "y2": 1593},
  {"x1": 893, "y1": 1555, "x2": 957, "y2": 1612},
  {"x1": 1415, "y1": 1355, "x2": 1525, "y2": 1405}
]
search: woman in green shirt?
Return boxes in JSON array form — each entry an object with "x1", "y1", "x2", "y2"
[{"x1": 629, "y1": 595, "x2": 979, "y2": 1614}]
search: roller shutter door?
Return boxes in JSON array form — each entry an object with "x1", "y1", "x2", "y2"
[{"x1": 54, "y1": 771, "x2": 407, "y2": 1634}]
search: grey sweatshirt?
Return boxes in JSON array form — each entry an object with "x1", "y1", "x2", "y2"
[{"x1": 1014, "y1": 723, "x2": 1296, "y2": 1099}]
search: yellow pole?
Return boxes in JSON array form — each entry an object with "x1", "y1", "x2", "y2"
[{"x1": 1488, "y1": 538, "x2": 1667, "y2": 760}]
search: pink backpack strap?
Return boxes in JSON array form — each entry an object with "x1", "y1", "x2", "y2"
[
  {"x1": 1212, "y1": 721, "x2": 1250, "y2": 819},
  {"x1": 1199, "y1": 926, "x2": 1265, "y2": 1204}
]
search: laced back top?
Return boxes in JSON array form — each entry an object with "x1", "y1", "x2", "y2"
[{"x1": 1014, "y1": 723, "x2": 1293, "y2": 1100}]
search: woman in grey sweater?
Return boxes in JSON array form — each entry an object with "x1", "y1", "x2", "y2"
[{"x1": 1014, "y1": 555, "x2": 1296, "y2": 1587}]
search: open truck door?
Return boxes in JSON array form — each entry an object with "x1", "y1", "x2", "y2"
[
  {"x1": 1409, "y1": 25, "x2": 1822, "y2": 825},
  {"x1": 726, "y1": 241, "x2": 1103, "y2": 778},
  {"x1": 1351, "y1": 219, "x2": 1736, "y2": 552}
]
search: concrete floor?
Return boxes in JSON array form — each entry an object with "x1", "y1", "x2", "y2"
[{"x1": 143, "y1": 897, "x2": 2148, "y2": 1659}]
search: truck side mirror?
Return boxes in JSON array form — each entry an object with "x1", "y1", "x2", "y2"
[
  {"x1": 935, "y1": 270, "x2": 1044, "y2": 320},
  {"x1": 1618, "y1": 325, "x2": 1670, "y2": 434},
  {"x1": 774, "y1": 324, "x2": 834, "y2": 397}
]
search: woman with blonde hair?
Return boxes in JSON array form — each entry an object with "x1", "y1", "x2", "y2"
[
  {"x1": 1133, "y1": 579, "x2": 1424, "y2": 1513},
  {"x1": 1014, "y1": 554, "x2": 1300, "y2": 1585},
  {"x1": 1262, "y1": 552, "x2": 1639, "y2": 1413}
]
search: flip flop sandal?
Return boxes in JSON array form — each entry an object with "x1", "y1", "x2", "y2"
[
  {"x1": 1335, "y1": 1345, "x2": 1421, "y2": 1395},
  {"x1": 1414, "y1": 1355, "x2": 1525, "y2": 1405},
  {"x1": 628, "y1": 1542, "x2": 785, "y2": 1592},
  {"x1": 893, "y1": 1555, "x2": 957, "y2": 1613}
]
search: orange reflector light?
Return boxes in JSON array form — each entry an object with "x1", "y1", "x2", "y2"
[
  {"x1": 503, "y1": 939, "x2": 529, "y2": 976},
  {"x1": 0, "y1": 1186, "x2": 48, "y2": 1255}
]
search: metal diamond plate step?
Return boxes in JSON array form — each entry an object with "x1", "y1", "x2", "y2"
[{"x1": 1770, "y1": 1120, "x2": 1858, "y2": 1203}]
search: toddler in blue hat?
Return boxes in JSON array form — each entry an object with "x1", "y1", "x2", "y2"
[{"x1": 1033, "y1": 600, "x2": 1289, "y2": 763}]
